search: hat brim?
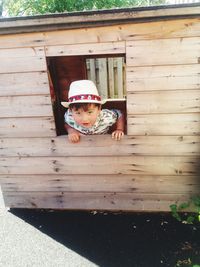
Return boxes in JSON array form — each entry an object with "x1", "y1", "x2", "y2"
[{"x1": 61, "y1": 99, "x2": 107, "y2": 108}]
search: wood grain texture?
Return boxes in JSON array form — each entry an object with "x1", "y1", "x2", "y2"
[
  {"x1": 0, "y1": 117, "x2": 56, "y2": 137},
  {"x1": 126, "y1": 37, "x2": 200, "y2": 67},
  {"x1": 1, "y1": 156, "x2": 199, "y2": 175},
  {"x1": 127, "y1": 90, "x2": 200, "y2": 114},
  {"x1": 0, "y1": 95, "x2": 53, "y2": 118},
  {"x1": 126, "y1": 64, "x2": 200, "y2": 92},
  {"x1": 0, "y1": 18, "x2": 199, "y2": 49},
  {"x1": 128, "y1": 113, "x2": 200, "y2": 136},
  {"x1": 0, "y1": 72, "x2": 50, "y2": 96},
  {"x1": 45, "y1": 41, "x2": 125, "y2": 56},
  {"x1": 3, "y1": 191, "x2": 195, "y2": 211},
  {"x1": 0, "y1": 47, "x2": 47, "y2": 74},
  {"x1": 1, "y1": 174, "x2": 199, "y2": 194},
  {"x1": 0, "y1": 135, "x2": 200, "y2": 157}
]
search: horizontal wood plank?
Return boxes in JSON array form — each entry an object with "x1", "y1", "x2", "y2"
[
  {"x1": 45, "y1": 19, "x2": 200, "y2": 46},
  {"x1": 0, "y1": 32, "x2": 45, "y2": 48},
  {"x1": 0, "y1": 56, "x2": 46, "y2": 74},
  {"x1": 2, "y1": 191, "x2": 195, "y2": 211},
  {"x1": 0, "y1": 72, "x2": 50, "y2": 96},
  {"x1": 0, "y1": 156, "x2": 199, "y2": 175},
  {"x1": 126, "y1": 37, "x2": 200, "y2": 66},
  {"x1": 1, "y1": 174, "x2": 199, "y2": 194},
  {"x1": 127, "y1": 90, "x2": 200, "y2": 114},
  {"x1": 0, "y1": 46, "x2": 45, "y2": 58},
  {"x1": 126, "y1": 64, "x2": 200, "y2": 91},
  {"x1": 45, "y1": 41, "x2": 125, "y2": 56},
  {"x1": 1, "y1": 135, "x2": 200, "y2": 157},
  {"x1": 0, "y1": 117, "x2": 56, "y2": 137},
  {"x1": 0, "y1": 95, "x2": 53, "y2": 118},
  {"x1": 1, "y1": 18, "x2": 199, "y2": 49},
  {"x1": 0, "y1": 47, "x2": 47, "y2": 74},
  {"x1": 128, "y1": 113, "x2": 200, "y2": 136}
]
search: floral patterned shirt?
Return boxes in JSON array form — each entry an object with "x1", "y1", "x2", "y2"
[{"x1": 64, "y1": 109, "x2": 122, "y2": 135}]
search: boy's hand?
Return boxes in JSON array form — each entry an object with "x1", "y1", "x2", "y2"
[
  {"x1": 68, "y1": 132, "x2": 80, "y2": 143},
  {"x1": 65, "y1": 124, "x2": 80, "y2": 143},
  {"x1": 112, "y1": 130, "x2": 124, "y2": 141}
]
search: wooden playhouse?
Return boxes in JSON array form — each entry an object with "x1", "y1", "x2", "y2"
[{"x1": 0, "y1": 3, "x2": 200, "y2": 211}]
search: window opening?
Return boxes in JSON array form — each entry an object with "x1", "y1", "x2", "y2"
[{"x1": 47, "y1": 55, "x2": 126, "y2": 136}]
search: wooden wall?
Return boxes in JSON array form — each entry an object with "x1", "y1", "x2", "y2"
[{"x1": 0, "y1": 16, "x2": 200, "y2": 211}]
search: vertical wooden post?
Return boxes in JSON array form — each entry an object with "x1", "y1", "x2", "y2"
[
  {"x1": 98, "y1": 58, "x2": 108, "y2": 99},
  {"x1": 108, "y1": 58, "x2": 115, "y2": 98},
  {"x1": 117, "y1": 57, "x2": 124, "y2": 98},
  {"x1": 88, "y1": 58, "x2": 96, "y2": 83}
]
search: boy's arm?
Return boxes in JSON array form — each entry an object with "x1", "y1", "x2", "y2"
[
  {"x1": 116, "y1": 113, "x2": 125, "y2": 132},
  {"x1": 64, "y1": 123, "x2": 80, "y2": 143},
  {"x1": 112, "y1": 113, "x2": 125, "y2": 141}
]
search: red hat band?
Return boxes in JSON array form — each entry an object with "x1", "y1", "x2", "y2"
[{"x1": 68, "y1": 94, "x2": 101, "y2": 103}]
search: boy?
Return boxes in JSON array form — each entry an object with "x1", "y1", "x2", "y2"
[{"x1": 61, "y1": 80, "x2": 124, "y2": 143}]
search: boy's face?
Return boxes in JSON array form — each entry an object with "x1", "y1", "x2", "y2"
[{"x1": 71, "y1": 104, "x2": 101, "y2": 128}]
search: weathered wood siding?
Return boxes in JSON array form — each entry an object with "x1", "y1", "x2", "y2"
[{"x1": 0, "y1": 15, "x2": 200, "y2": 211}]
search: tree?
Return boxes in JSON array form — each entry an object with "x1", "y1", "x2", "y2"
[
  {"x1": 2, "y1": 0, "x2": 166, "y2": 17},
  {"x1": 0, "y1": 0, "x2": 5, "y2": 16}
]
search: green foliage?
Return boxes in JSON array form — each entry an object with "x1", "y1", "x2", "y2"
[
  {"x1": 2, "y1": 0, "x2": 166, "y2": 17},
  {"x1": 175, "y1": 258, "x2": 200, "y2": 267},
  {"x1": 177, "y1": 263, "x2": 200, "y2": 267},
  {"x1": 170, "y1": 196, "x2": 200, "y2": 224}
]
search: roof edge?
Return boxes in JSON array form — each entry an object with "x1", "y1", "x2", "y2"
[{"x1": 0, "y1": 3, "x2": 200, "y2": 35}]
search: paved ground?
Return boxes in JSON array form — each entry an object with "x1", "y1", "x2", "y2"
[
  {"x1": 0, "y1": 209, "x2": 97, "y2": 267},
  {"x1": 0, "y1": 209, "x2": 199, "y2": 267}
]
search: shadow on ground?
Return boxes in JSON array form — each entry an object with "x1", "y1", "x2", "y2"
[{"x1": 10, "y1": 209, "x2": 200, "y2": 267}]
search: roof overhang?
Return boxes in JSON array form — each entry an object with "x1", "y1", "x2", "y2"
[{"x1": 0, "y1": 3, "x2": 200, "y2": 35}]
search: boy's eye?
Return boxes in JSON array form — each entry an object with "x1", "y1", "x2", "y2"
[{"x1": 88, "y1": 111, "x2": 93, "y2": 114}]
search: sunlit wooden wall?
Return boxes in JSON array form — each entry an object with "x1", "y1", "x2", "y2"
[{"x1": 0, "y1": 15, "x2": 200, "y2": 210}]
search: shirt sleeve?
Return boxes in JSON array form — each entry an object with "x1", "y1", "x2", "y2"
[
  {"x1": 100, "y1": 109, "x2": 122, "y2": 127},
  {"x1": 110, "y1": 109, "x2": 122, "y2": 119}
]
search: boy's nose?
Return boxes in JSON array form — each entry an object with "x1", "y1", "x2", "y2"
[{"x1": 82, "y1": 114, "x2": 89, "y2": 122}]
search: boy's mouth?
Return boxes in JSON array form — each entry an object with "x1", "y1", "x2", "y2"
[{"x1": 82, "y1": 123, "x2": 91, "y2": 127}]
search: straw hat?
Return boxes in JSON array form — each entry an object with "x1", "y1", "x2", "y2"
[{"x1": 61, "y1": 80, "x2": 106, "y2": 108}]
